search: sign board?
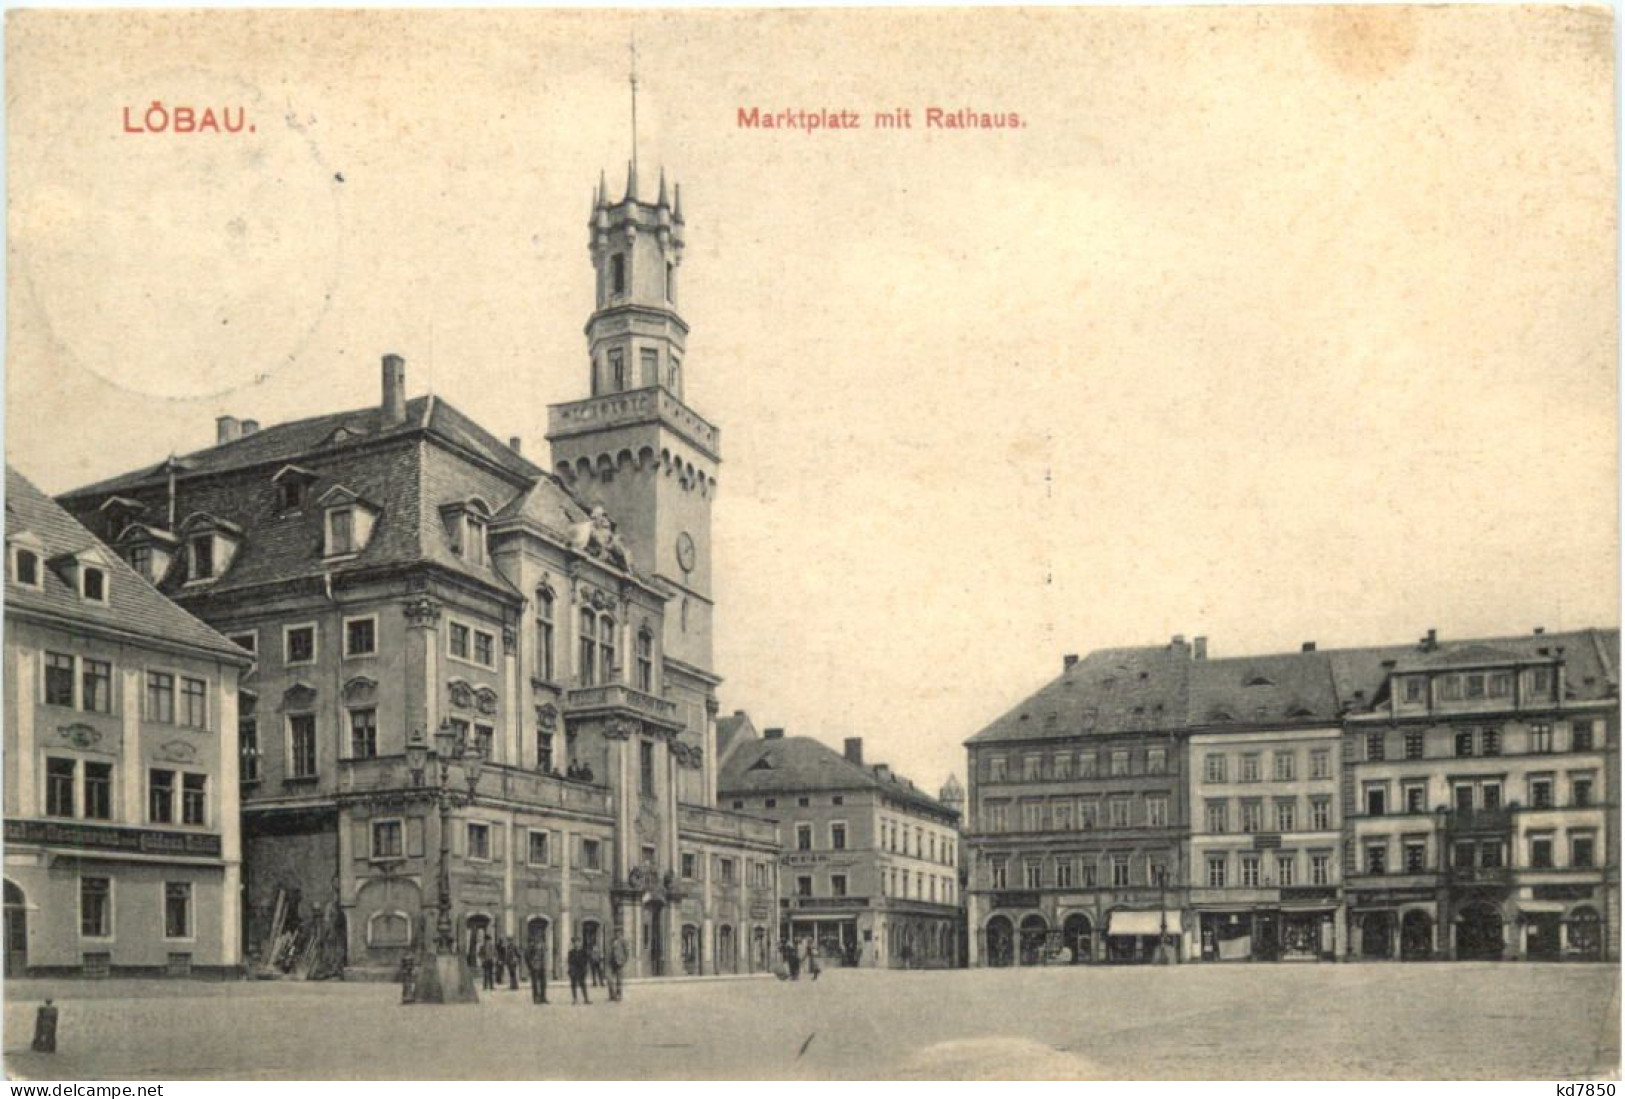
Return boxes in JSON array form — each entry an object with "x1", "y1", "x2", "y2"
[{"x1": 6, "y1": 818, "x2": 222, "y2": 859}]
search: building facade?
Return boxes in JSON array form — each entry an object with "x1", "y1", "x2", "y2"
[
  {"x1": 5, "y1": 467, "x2": 251, "y2": 977},
  {"x1": 58, "y1": 161, "x2": 780, "y2": 980},
  {"x1": 964, "y1": 641, "x2": 1193, "y2": 967},
  {"x1": 719, "y1": 730, "x2": 962, "y2": 968},
  {"x1": 964, "y1": 627, "x2": 1619, "y2": 966}
]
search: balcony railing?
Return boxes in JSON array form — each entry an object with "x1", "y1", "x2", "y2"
[
  {"x1": 564, "y1": 683, "x2": 683, "y2": 729},
  {"x1": 1445, "y1": 807, "x2": 1514, "y2": 833},
  {"x1": 678, "y1": 803, "x2": 779, "y2": 846},
  {"x1": 337, "y1": 755, "x2": 612, "y2": 814}
]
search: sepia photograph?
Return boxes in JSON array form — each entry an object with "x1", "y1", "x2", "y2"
[{"x1": 0, "y1": 4, "x2": 1619, "y2": 1082}]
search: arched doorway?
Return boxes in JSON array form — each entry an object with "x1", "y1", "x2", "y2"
[
  {"x1": 642, "y1": 902, "x2": 665, "y2": 976},
  {"x1": 464, "y1": 913, "x2": 494, "y2": 976},
  {"x1": 751, "y1": 925, "x2": 768, "y2": 972},
  {"x1": 1400, "y1": 910, "x2": 1433, "y2": 960},
  {"x1": 986, "y1": 916, "x2": 1014, "y2": 967},
  {"x1": 1568, "y1": 907, "x2": 1602, "y2": 961},
  {"x1": 526, "y1": 917, "x2": 552, "y2": 978},
  {"x1": 717, "y1": 924, "x2": 736, "y2": 974},
  {"x1": 4, "y1": 881, "x2": 26, "y2": 978},
  {"x1": 1527, "y1": 911, "x2": 1562, "y2": 961},
  {"x1": 681, "y1": 924, "x2": 700, "y2": 975},
  {"x1": 1456, "y1": 903, "x2": 1503, "y2": 960},
  {"x1": 1361, "y1": 911, "x2": 1394, "y2": 958},
  {"x1": 1063, "y1": 913, "x2": 1093, "y2": 964},
  {"x1": 1019, "y1": 914, "x2": 1049, "y2": 966}
]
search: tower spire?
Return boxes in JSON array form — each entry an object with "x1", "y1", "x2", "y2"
[{"x1": 628, "y1": 33, "x2": 640, "y2": 196}]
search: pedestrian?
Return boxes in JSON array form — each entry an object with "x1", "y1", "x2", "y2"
[
  {"x1": 784, "y1": 939, "x2": 800, "y2": 981},
  {"x1": 567, "y1": 937, "x2": 591, "y2": 1004},
  {"x1": 607, "y1": 928, "x2": 629, "y2": 1001},
  {"x1": 589, "y1": 940, "x2": 605, "y2": 987},
  {"x1": 526, "y1": 935, "x2": 549, "y2": 1005},
  {"x1": 478, "y1": 932, "x2": 495, "y2": 991},
  {"x1": 504, "y1": 936, "x2": 521, "y2": 991},
  {"x1": 808, "y1": 939, "x2": 822, "y2": 981}
]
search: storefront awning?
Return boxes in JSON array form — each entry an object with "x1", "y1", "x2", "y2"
[{"x1": 1108, "y1": 910, "x2": 1183, "y2": 937}]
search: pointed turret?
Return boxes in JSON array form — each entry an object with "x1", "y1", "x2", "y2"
[
  {"x1": 672, "y1": 182, "x2": 684, "y2": 225},
  {"x1": 598, "y1": 170, "x2": 608, "y2": 207},
  {"x1": 657, "y1": 168, "x2": 668, "y2": 208},
  {"x1": 624, "y1": 159, "x2": 638, "y2": 204}
]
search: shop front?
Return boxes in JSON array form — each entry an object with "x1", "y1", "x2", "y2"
[{"x1": 1105, "y1": 908, "x2": 1183, "y2": 963}]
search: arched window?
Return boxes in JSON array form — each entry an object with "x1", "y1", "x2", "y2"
[
  {"x1": 636, "y1": 628, "x2": 654, "y2": 692},
  {"x1": 599, "y1": 614, "x2": 616, "y2": 683},
  {"x1": 579, "y1": 609, "x2": 598, "y2": 686},
  {"x1": 535, "y1": 588, "x2": 555, "y2": 681}
]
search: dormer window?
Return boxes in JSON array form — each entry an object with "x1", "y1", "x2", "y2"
[
  {"x1": 271, "y1": 465, "x2": 319, "y2": 513},
  {"x1": 178, "y1": 512, "x2": 243, "y2": 585},
  {"x1": 440, "y1": 499, "x2": 492, "y2": 566},
  {"x1": 9, "y1": 539, "x2": 42, "y2": 589},
  {"x1": 81, "y1": 565, "x2": 108, "y2": 604},
  {"x1": 317, "y1": 485, "x2": 378, "y2": 559},
  {"x1": 115, "y1": 523, "x2": 178, "y2": 587},
  {"x1": 48, "y1": 546, "x2": 113, "y2": 604}
]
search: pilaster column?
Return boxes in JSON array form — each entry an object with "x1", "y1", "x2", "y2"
[
  {"x1": 403, "y1": 596, "x2": 443, "y2": 739},
  {"x1": 14, "y1": 651, "x2": 37, "y2": 817},
  {"x1": 502, "y1": 625, "x2": 519, "y2": 766}
]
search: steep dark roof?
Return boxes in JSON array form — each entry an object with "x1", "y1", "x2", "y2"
[
  {"x1": 718, "y1": 735, "x2": 957, "y2": 821},
  {"x1": 966, "y1": 645, "x2": 1192, "y2": 745},
  {"x1": 1333, "y1": 630, "x2": 1620, "y2": 711},
  {"x1": 6, "y1": 466, "x2": 248, "y2": 661},
  {"x1": 1188, "y1": 651, "x2": 1341, "y2": 728}
]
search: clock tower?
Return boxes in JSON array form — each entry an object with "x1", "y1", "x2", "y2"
[{"x1": 547, "y1": 161, "x2": 719, "y2": 680}]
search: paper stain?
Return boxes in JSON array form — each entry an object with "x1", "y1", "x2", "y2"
[{"x1": 1307, "y1": 7, "x2": 1419, "y2": 81}]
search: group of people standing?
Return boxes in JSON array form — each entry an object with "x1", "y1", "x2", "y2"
[
  {"x1": 778, "y1": 936, "x2": 822, "y2": 981},
  {"x1": 464, "y1": 928, "x2": 629, "y2": 1005}
]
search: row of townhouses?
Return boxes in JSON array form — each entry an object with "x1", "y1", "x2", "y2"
[
  {"x1": 8, "y1": 158, "x2": 785, "y2": 981},
  {"x1": 964, "y1": 631, "x2": 1620, "y2": 966}
]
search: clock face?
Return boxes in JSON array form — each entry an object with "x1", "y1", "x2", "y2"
[{"x1": 676, "y1": 531, "x2": 697, "y2": 573}]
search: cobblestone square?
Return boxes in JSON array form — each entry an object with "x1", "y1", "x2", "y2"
[{"x1": 4, "y1": 963, "x2": 1617, "y2": 1080}]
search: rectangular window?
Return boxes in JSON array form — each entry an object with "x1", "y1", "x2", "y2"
[
  {"x1": 1147, "y1": 747, "x2": 1167, "y2": 775},
  {"x1": 1051, "y1": 858, "x2": 1071, "y2": 889},
  {"x1": 285, "y1": 625, "x2": 315, "y2": 665},
  {"x1": 1530, "y1": 723, "x2": 1553, "y2": 754},
  {"x1": 289, "y1": 714, "x2": 318, "y2": 778},
  {"x1": 1112, "y1": 855, "x2": 1131, "y2": 888},
  {"x1": 1310, "y1": 854, "x2": 1330, "y2": 886},
  {"x1": 636, "y1": 631, "x2": 653, "y2": 692},
  {"x1": 1053, "y1": 753, "x2": 1073, "y2": 780},
  {"x1": 449, "y1": 622, "x2": 471, "y2": 661},
  {"x1": 1489, "y1": 672, "x2": 1513, "y2": 698},
  {"x1": 1240, "y1": 855, "x2": 1260, "y2": 887},
  {"x1": 1023, "y1": 800, "x2": 1045, "y2": 831},
  {"x1": 987, "y1": 756, "x2": 1006, "y2": 782},
  {"x1": 1573, "y1": 776, "x2": 1595, "y2": 808},
  {"x1": 577, "y1": 612, "x2": 596, "y2": 685},
  {"x1": 1109, "y1": 798, "x2": 1130, "y2": 829},
  {"x1": 1403, "y1": 677, "x2": 1425, "y2": 703},
  {"x1": 473, "y1": 724, "x2": 494, "y2": 759},
  {"x1": 1571, "y1": 834, "x2": 1596, "y2": 869},
  {"x1": 1273, "y1": 752, "x2": 1295, "y2": 781},
  {"x1": 1110, "y1": 750, "x2": 1130, "y2": 777},
  {"x1": 1365, "y1": 843, "x2": 1387, "y2": 875},
  {"x1": 1481, "y1": 727, "x2": 1501, "y2": 757},
  {"x1": 148, "y1": 768, "x2": 174, "y2": 823},
  {"x1": 796, "y1": 875, "x2": 814, "y2": 897},
  {"x1": 1573, "y1": 721, "x2": 1596, "y2": 752},
  {"x1": 467, "y1": 822, "x2": 491, "y2": 861},
  {"x1": 1052, "y1": 801, "x2": 1073, "y2": 831},
  {"x1": 1465, "y1": 673, "x2": 1486, "y2": 700},
  {"x1": 84, "y1": 762, "x2": 112, "y2": 820},
  {"x1": 831, "y1": 823, "x2": 847, "y2": 851},
  {"x1": 796, "y1": 824, "x2": 812, "y2": 851},
  {"x1": 1366, "y1": 733, "x2": 1385, "y2": 762},
  {"x1": 1309, "y1": 749, "x2": 1330, "y2": 779},
  {"x1": 1078, "y1": 801, "x2": 1097, "y2": 831},
  {"x1": 146, "y1": 671, "x2": 176, "y2": 722},
  {"x1": 1310, "y1": 798, "x2": 1331, "y2": 831},
  {"x1": 1455, "y1": 784, "x2": 1474, "y2": 811},
  {"x1": 328, "y1": 507, "x2": 354, "y2": 555},
  {"x1": 81, "y1": 564, "x2": 106, "y2": 601},
  {"x1": 719, "y1": 858, "x2": 736, "y2": 885},
  {"x1": 240, "y1": 709, "x2": 260, "y2": 783},
  {"x1": 1531, "y1": 668, "x2": 1553, "y2": 696},
  {"x1": 163, "y1": 882, "x2": 191, "y2": 939},
  {"x1": 81, "y1": 659, "x2": 111, "y2": 714},
  {"x1": 518, "y1": 829, "x2": 548, "y2": 866},
  {"x1": 580, "y1": 838, "x2": 602, "y2": 871},
  {"x1": 1453, "y1": 841, "x2": 1475, "y2": 869},
  {"x1": 1275, "y1": 799, "x2": 1296, "y2": 832},
  {"x1": 989, "y1": 859, "x2": 1008, "y2": 890},
  {"x1": 1240, "y1": 801, "x2": 1263, "y2": 833},
  {"x1": 1438, "y1": 676, "x2": 1463, "y2": 702},
  {"x1": 1364, "y1": 784, "x2": 1386, "y2": 817},
  {"x1": 1240, "y1": 754, "x2": 1262, "y2": 782},
  {"x1": 1276, "y1": 854, "x2": 1296, "y2": 887},
  {"x1": 1025, "y1": 861, "x2": 1043, "y2": 889},
  {"x1": 1022, "y1": 755, "x2": 1041, "y2": 781},
  {"x1": 1404, "y1": 840, "x2": 1427, "y2": 873},
  {"x1": 1530, "y1": 775, "x2": 1554, "y2": 809},
  {"x1": 1481, "y1": 783, "x2": 1501, "y2": 811},
  {"x1": 639, "y1": 740, "x2": 655, "y2": 796},
  {"x1": 1205, "y1": 754, "x2": 1226, "y2": 783},
  {"x1": 191, "y1": 535, "x2": 214, "y2": 580},
  {"x1": 1081, "y1": 859, "x2": 1097, "y2": 887},
  {"x1": 46, "y1": 757, "x2": 76, "y2": 817},
  {"x1": 181, "y1": 773, "x2": 206, "y2": 825},
  {"x1": 180, "y1": 677, "x2": 207, "y2": 729},
  {"x1": 1530, "y1": 834, "x2": 1554, "y2": 869},
  {"x1": 1206, "y1": 856, "x2": 1226, "y2": 888},
  {"x1": 344, "y1": 617, "x2": 376, "y2": 657},
  {"x1": 473, "y1": 630, "x2": 495, "y2": 668},
  {"x1": 372, "y1": 820, "x2": 403, "y2": 859},
  {"x1": 1480, "y1": 842, "x2": 1503, "y2": 870},
  {"x1": 349, "y1": 709, "x2": 378, "y2": 760},
  {"x1": 1205, "y1": 800, "x2": 1227, "y2": 834},
  {"x1": 80, "y1": 877, "x2": 111, "y2": 938},
  {"x1": 1404, "y1": 731, "x2": 1424, "y2": 760},
  {"x1": 13, "y1": 547, "x2": 39, "y2": 586},
  {"x1": 1146, "y1": 796, "x2": 1168, "y2": 828},
  {"x1": 1404, "y1": 782, "x2": 1428, "y2": 814},
  {"x1": 1078, "y1": 753, "x2": 1098, "y2": 778},
  {"x1": 831, "y1": 873, "x2": 848, "y2": 898}
]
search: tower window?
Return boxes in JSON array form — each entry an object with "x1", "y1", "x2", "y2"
[
  {"x1": 610, "y1": 349, "x2": 626, "y2": 392},
  {"x1": 611, "y1": 253, "x2": 626, "y2": 295},
  {"x1": 640, "y1": 348, "x2": 658, "y2": 387},
  {"x1": 665, "y1": 262, "x2": 674, "y2": 302}
]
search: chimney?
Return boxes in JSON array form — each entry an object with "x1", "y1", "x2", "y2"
[
  {"x1": 873, "y1": 763, "x2": 892, "y2": 781},
  {"x1": 844, "y1": 737, "x2": 864, "y2": 765},
  {"x1": 1534, "y1": 626, "x2": 1545, "y2": 636},
  {"x1": 381, "y1": 354, "x2": 407, "y2": 426},
  {"x1": 509, "y1": 436, "x2": 523, "y2": 454},
  {"x1": 763, "y1": 727, "x2": 784, "y2": 740},
  {"x1": 240, "y1": 419, "x2": 260, "y2": 436},
  {"x1": 1422, "y1": 628, "x2": 1438, "y2": 652},
  {"x1": 1194, "y1": 636, "x2": 1208, "y2": 661},
  {"x1": 1302, "y1": 641, "x2": 1316, "y2": 653},
  {"x1": 215, "y1": 415, "x2": 240, "y2": 445},
  {"x1": 1063, "y1": 654, "x2": 1079, "y2": 671}
]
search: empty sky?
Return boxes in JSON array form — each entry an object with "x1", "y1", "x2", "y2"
[{"x1": 7, "y1": 7, "x2": 1617, "y2": 795}]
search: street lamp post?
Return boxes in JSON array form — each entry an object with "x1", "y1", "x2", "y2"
[
  {"x1": 405, "y1": 720, "x2": 486, "y2": 1004},
  {"x1": 1154, "y1": 863, "x2": 1173, "y2": 965}
]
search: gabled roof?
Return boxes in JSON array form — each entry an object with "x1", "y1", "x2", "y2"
[
  {"x1": 966, "y1": 644, "x2": 1192, "y2": 745},
  {"x1": 1187, "y1": 651, "x2": 1341, "y2": 729},
  {"x1": 718, "y1": 735, "x2": 957, "y2": 820},
  {"x1": 6, "y1": 466, "x2": 249, "y2": 661}
]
